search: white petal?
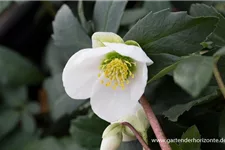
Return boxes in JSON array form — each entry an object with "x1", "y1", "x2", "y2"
[
  {"x1": 90, "y1": 62, "x2": 148, "y2": 122},
  {"x1": 62, "y1": 47, "x2": 112, "y2": 99},
  {"x1": 129, "y1": 62, "x2": 148, "y2": 101},
  {"x1": 104, "y1": 42, "x2": 153, "y2": 65},
  {"x1": 92, "y1": 32, "x2": 124, "y2": 48},
  {"x1": 100, "y1": 133, "x2": 122, "y2": 150},
  {"x1": 91, "y1": 85, "x2": 140, "y2": 122}
]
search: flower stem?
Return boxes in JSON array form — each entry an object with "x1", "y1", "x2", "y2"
[
  {"x1": 213, "y1": 61, "x2": 225, "y2": 99},
  {"x1": 139, "y1": 96, "x2": 171, "y2": 150},
  {"x1": 121, "y1": 122, "x2": 151, "y2": 150}
]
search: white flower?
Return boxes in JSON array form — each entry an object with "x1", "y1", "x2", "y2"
[{"x1": 62, "y1": 32, "x2": 153, "y2": 122}]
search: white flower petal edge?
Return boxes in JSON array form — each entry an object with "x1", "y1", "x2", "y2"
[
  {"x1": 90, "y1": 62, "x2": 148, "y2": 122},
  {"x1": 103, "y1": 42, "x2": 154, "y2": 66},
  {"x1": 92, "y1": 32, "x2": 124, "y2": 48},
  {"x1": 62, "y1": 47, "x2": 112, "y2": 99}
]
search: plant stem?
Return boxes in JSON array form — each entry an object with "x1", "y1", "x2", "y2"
[
  {"x1": 139, "y1": 96, "x2": 171, "y2": 150},
  {"x1": 213, "y1": 61, "x2": 225, "y2": 99},
  {"x1": 121, "y1": 122, "x2": 151, "y2": 150}
]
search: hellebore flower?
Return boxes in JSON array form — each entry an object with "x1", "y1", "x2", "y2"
[{"x1": 62, "y1": 32, "x2": 153, "y2": 122}]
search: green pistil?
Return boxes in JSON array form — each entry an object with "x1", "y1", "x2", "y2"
[{"x1": 100, "y1": 51, "x2": 136, "y2": 73}]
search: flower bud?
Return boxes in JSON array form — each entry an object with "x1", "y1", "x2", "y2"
[
  {"x1": 100, "y1": 132, "x2": 122, "y2": 150},
  {"x1": 102, "y1": 123, "x2": 123, "y2": 138},
  {"x1": 118, "y1": 108, "x2": 149, "y2": 142}
]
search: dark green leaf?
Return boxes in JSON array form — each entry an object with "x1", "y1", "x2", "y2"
[
  {"x1": 190, "y1": 4, "x2": 225, "y2": 47},
  {"x1": 148, "y1": 62, "x2": 179, "y2": 84},
  {"x1": 93, "y1": 0, "x2": 127, "y2": 32},
  {"x1": 174, "y1": 56, "x2": 214, "y2": 97},
  {"x1": 21, "y1": 112, "x2": 36, "y2": 133},
  {"x1": 145, "y1": 77, "x2": 190, "y2": 114},
  {"x1": 44, "y1": 74, "x2": 86, "y2": 120},
  {"x1": 1, "y1": 86, "x2": 27, "y2": 107},
  {"x1": 53, "y1": 4, "x2": 90, "y2": 48},
  {"x1": 191, "y1": 111, "x2": 225, "y2": 150},
  {"x1": 44, "y1": 40, "x2": 64, "y2": 75},
  {"x1": 144, "y1": 1, "x2": 172, "y2": 12},
  {"x1": 0, "y1": 46, "x2": 43, "y2": 86},
  {"x1": 219, "y1": 109, "x2": 225, "y2": 138},
  {"x1": 70, "y1": 114, "x2": 108, "y2": 148},
  {"x1": 24, "y1": 137, "x2": 63, "y2": 150},
  {"x1": 0, "y1": 1, "x2": 12, "y2": 14},
  {"x1": 145, "y1": 76, "x2": 215, "y2": 116},
  {"x1": 0, "y1": 109, "x2": 20, "y2": 139},
  {"x1": 0, "y1": 131, "x2": 37, "y2": 150},
  {"x1": 147, "y1": 116, "x2": 188, "y2": 149},
  {"x1": 124, "y1": 10, "x2": 218, "y2": 56},
  {"x1": 158, "y1": 116, "x2": 188, "y2": 140},
  {"x1": 26, "y1": 102, "x2": 40, "y2": 115},
  {"x1": 60, "y1": 137, "x2": 91, "y2": 150},
  {"x1": 190, "y1": 3, "x2": 220, "y2": 17},
  {"x1": 148, "y1": 53, "x2": 180, "y2": 80},
  {"x1": 180, "y1": 125, "x2": 201, "y2": 150},
  {"x1": 214, "y1": 46, "x2": 225, "y2": 57},
  {"x1": 121, "y1": 8, "x2": 147, "y2": 26},
  {"x1": 51, "y1": 4, "x2": 91, "y2": 74},
  {"x1": 163, "y1": 86, "x2": 219, "y2": 122}
]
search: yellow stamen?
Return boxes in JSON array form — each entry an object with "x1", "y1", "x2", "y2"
[{"x1": 98, "y1": 58, "x2": 135, "y2": 90}]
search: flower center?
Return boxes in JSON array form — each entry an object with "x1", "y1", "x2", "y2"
[{"x1": 98, "y1": 52, "x2": 136, "y2": 90}]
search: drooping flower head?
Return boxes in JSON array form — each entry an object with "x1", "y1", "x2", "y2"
[
  {"x1": 100, "y1": 108, "x2": 150, "y2": 149},
  {"x1": 62, "y1": 32, "x2": 153, "y2": 122}
]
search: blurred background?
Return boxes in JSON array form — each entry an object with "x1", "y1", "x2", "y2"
[{"x1": 0, "y1": 1, "x2": 225, "y2": 150}]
